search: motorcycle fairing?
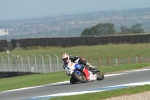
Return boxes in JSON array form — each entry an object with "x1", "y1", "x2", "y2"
[
  {"x1": 74, "y1": 64, "x2": 90, "y2": 80},
  {"x1": 74, "y1": 64, "x2": 82, "y2": 69},
  {"x1": 83, "y1": 67, "x2": 90, "y2": 80},
  {"x1": 74, "y1": 64, "x2": 83, "y2": 76}
]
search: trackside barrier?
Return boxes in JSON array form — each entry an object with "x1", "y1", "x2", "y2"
[{"x1": 0, "y1": 54, "x2": 150, "y2": 73}]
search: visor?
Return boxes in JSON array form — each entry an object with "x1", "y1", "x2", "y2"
[{"x1": 63, "y1": 58, "x2": 68, "y2": 63}]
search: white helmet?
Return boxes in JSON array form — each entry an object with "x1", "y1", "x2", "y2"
[{"x1": 62, "y1": 53, "x2": 70, "y2": 63}]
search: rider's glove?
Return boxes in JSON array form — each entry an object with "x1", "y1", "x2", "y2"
[
  {"x1": 64, "y1": 67, "x2": 70, "y2": 76},
  {"x1": 74, "y1": 58, "x2": 79, "y2": 64}
]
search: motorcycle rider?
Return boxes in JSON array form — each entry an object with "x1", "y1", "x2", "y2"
[{"x1": 62, "y1": 53, "x2": 95, "y2": 75}]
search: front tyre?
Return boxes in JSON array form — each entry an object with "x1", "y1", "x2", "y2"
[
  {"x1": 72, "y1": 71, "x2": 87, "y2": 83},
  {"x1": 96, "y1": 71, "x2": 104, "y2": 80},
  {"x1": 70, "y1": 77, "x2": 77, "y2": 84}
]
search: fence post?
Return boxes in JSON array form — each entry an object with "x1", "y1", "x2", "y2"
[
  {"x1": 47, "y1": 54, "x2": 52, "y2": 72},
  {"x1": 17, "y1": 55, "x2": 23, "y2": 72},
  {"x1": 117, "y1": 56, "x2": 120, "y2": 65},
  {"x1": 32, "y1": 54, "x2": 37, "y2": 73},
  {"x1": 54, "y1": 54, "x2": 59, "y2": 71},
  {"x1": 107, "y1": 56, "x2": 110, "y2": 66},
  {"x1": 40, "y1": 55, "x2": 45, "y2": 73},
  {"x1": 116, "y1": 58, "x2": 118, "y2": 66},
  {"x1": 127, "y1": 55, "x2": 130, "y2": 64},
  {"x1": 6, "y1": 55, "x2": 10, "y2": 71},
  {"x1": 12, "y1": 54, "x2": 18, "y2": 72},
  {"x1": 137, "y1": 54, "x2": 141, "y2": 63},
  {"x1": 26, "y1": 55, "x2": 30, "y2": 72},
  {"x1": 0, "y1": 55, "x2": 4, "y2": 71}
]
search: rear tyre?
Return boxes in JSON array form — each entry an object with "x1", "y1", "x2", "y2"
[
  {"x1": 72, "y1": 71, "x2": 87, "y2": 83},
  {"x1": 96, "y1": 71, "x2": 104, "y2": 80}
]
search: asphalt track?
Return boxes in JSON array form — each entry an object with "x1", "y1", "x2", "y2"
[{"x1": 0, "y1": 68, "x2": 150, "y2": 100}]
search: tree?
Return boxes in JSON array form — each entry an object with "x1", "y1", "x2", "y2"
[
  {"x1": 131, "y1": 23, "x2": 144, "y2": 33},
  {"x1": 81, "y1": 28, "x2": 90, "y2": 36},
  {"x1": 120, "y1": 25, "x2": 131, "y2": 34},
  {"x1": 81, "y1": 23, "x2": 116, "y2": 36}
]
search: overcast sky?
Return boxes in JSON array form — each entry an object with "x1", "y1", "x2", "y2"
[{"x1": 0, "y1": 0, "x2": 150, "y2": 21}]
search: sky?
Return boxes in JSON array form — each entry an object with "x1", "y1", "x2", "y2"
[{"x1": 0, "y1": 0, "x2": 150, "y2": 21}]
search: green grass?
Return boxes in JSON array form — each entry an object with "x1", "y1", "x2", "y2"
[
  {"x1": 1, "y1": 43, "x2": 150, "y2": 58},
  {"x1": 0, "y1": 71, "x2": 69, "y2": 91}
]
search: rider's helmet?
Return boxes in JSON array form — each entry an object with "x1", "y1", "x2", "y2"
[{"x1": 62, "y1": 53, "x2": 70, "y2": 64}]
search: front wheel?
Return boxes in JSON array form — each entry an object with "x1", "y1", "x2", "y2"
[
  {"x1": 96, "y1": 71, "x2": 104, "y2": 80},
  {"x1": 72, "y1": 71, "x2": 87, "y2": 83},
  {"x1": 70, "y1": 76, "x2": 77, "y2": 84}
]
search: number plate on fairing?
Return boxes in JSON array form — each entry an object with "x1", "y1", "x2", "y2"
[{"x1": 88, "y1": 71, "x2": 97, "y2": 81}]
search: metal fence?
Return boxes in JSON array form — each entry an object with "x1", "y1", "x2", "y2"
[
  {"x1": 0, "y1": 54, "x2": 64, "y2": 73},
  {"x1": 88, "y1": 55, "x2": 150, "y2": 67},
  {"x1": 0, "y1": 54, "x2": 150, "y2": 73}
]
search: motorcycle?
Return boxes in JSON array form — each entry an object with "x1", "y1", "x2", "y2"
[{"x1": 65, "y1": 60, "x2": 104, "y2": 84}]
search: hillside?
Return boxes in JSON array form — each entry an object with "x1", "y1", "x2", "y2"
[{"x1": 0, "y1": 7, "x2": 150, "y2": 40}]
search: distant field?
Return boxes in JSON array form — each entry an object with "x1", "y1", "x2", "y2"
[{"x1": 1, "y1": 43, "x2": 150, "y2": 58}]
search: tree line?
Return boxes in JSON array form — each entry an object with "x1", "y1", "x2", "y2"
[{"x1": 81, "y1": 23, "x2": 145, "y2": 36}]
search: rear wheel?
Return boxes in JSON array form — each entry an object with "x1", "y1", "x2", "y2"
[
  {"x1": 72, "y1": 71, "x2": 87, "y2": 83},
  {"x1": 96, "y1": 71, "x2": 104, "y2": 80}
]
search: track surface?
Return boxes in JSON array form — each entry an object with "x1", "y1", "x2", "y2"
[{"x1": 0, "y1": 69, "x2": 150, "y2": 100}]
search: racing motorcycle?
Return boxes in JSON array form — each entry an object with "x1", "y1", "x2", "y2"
[{"x1": 65, "y1": 60, "x2": 104, "y2": 84}]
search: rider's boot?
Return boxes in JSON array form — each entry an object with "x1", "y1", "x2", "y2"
[{"x1": 86, "y1": 62, "x2": 95, "y2": 69}]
